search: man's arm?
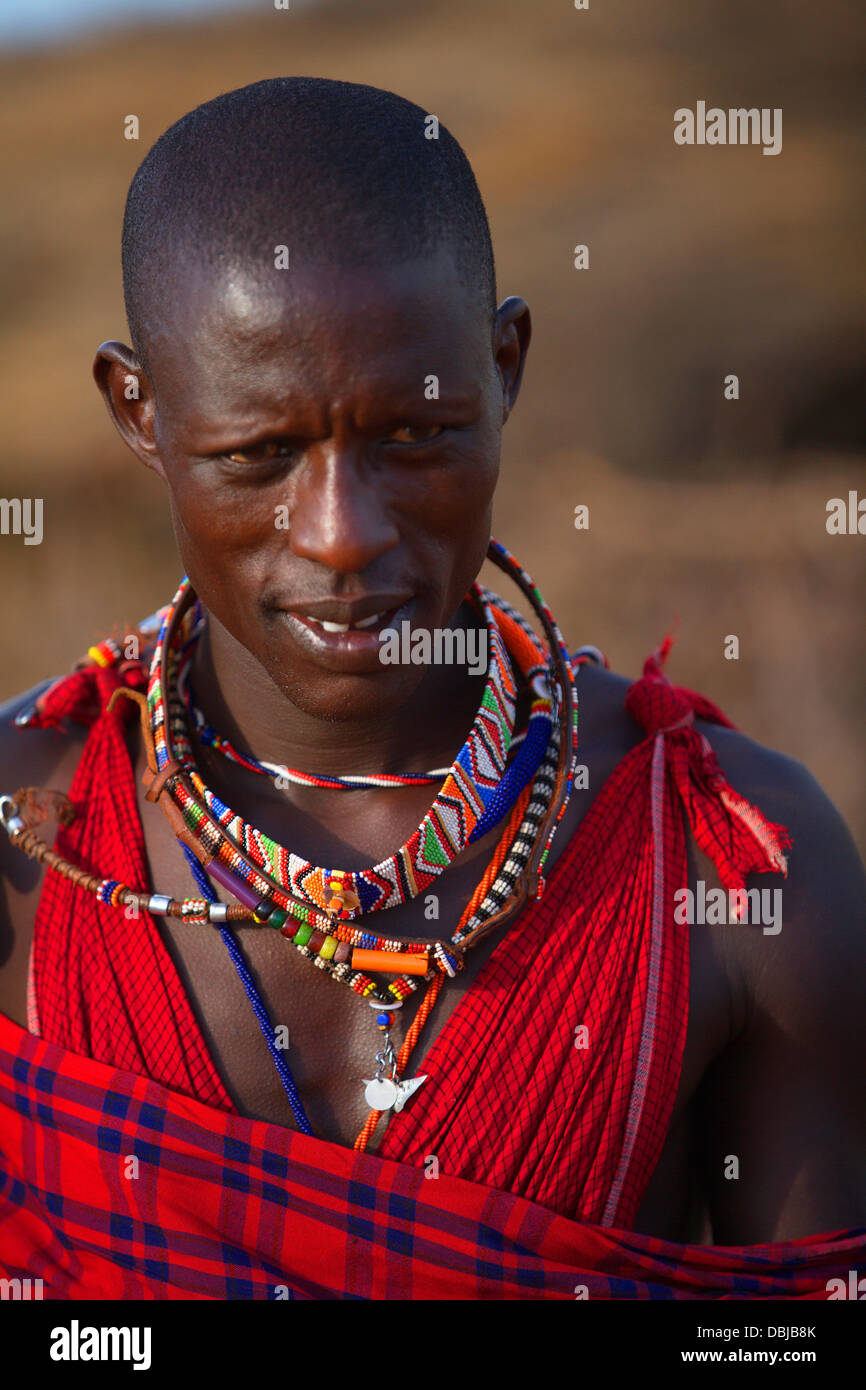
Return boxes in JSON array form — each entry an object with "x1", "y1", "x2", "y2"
[
  {"x1": 696, "y1": 728, "x2": 866, "y2": 1244},
  {"x1": 0, "y1": 683, "x2": 86, "y2": 1027}
]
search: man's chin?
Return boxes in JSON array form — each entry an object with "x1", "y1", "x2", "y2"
[{"x1": 266, "y1": 660, "x2": 428, "y2": 725}]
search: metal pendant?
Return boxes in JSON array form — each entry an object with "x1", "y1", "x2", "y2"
[
  {"x1": 392, "y1": 1073, "x2": 428, "y2": 1113},
  {"x1": 363, "y1": 1023, "x2": 427, "y2": 1112},
  {"x1": 364, "y1": 1075, "x2": 400, "y2": 1110},
  {"x1": 362, "y1": 1073, "x2": 428, "y2": 1113}
]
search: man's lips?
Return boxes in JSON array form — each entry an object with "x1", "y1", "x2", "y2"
[
  {"x1": 281, "y1": 594, "x2": 414, "y2": 629},
  {"x1": 277, "y1": 598, "x2": 416, "y2": 669},
  {"x1": 302, "y1": 611, "x2": 385, "y2": 633}
]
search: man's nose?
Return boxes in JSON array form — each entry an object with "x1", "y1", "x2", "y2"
[{"x1": 286, "y1": 444, "x2": 400, "y2": 573}]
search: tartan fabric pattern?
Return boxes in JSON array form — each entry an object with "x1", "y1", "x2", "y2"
[
  {"x1": 22, "y1": 633, "x2": 793, "y2": 1238},
  {"x1": 0, "y1": 1010, "x2": 862, "y2": 1300}
]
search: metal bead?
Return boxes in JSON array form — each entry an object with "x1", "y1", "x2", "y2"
[{"x1": 147, "y1": 894, "x2": 172, "y2": 914}]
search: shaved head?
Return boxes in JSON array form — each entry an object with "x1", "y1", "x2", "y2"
[
  {"x1": 99, "y1": 74, "x2": 530, "y2": 729},
  {"x1": 121, "y1": 75, "x2": 497, "y2": 376}
]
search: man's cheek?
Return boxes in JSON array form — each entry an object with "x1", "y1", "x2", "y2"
[{"x1": 171, "y1": 485, "x2": 280, "y2": 545}]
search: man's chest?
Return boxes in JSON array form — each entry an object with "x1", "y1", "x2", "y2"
[
  {"x1": 132, "y1": 722, "x2": 735, "y2": 1155},
  {"x1": 135, "y1": 755, "x2": 540, "y2": 1144}
]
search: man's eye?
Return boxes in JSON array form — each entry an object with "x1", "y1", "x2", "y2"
[
  {"x1": 387, "y1": 424, "x2": 443, "y2": 445},
  {"x1": 225, "y1": 440, "x2": 294, "y2": 465}
]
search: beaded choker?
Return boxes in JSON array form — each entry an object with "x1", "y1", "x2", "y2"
[
  {"x1": 143, "y1": 580, "x2": 562, "y2": 1011},
  {"x1": 150, "y1": 578, "x2": 522, "y2": 924}
]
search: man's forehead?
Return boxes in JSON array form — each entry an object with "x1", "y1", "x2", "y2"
[
  {"x1": 146, "y1": 250, "x2": 488, "y2": 425},
  {"x1": 172, "y1": 243, "x2": 471, "y2": 333}
]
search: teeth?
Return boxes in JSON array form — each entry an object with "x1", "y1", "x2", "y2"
[
  {"x1": 302, "y1": 616, "x2": 350, "y2": 632},
  {"x1": 354, "y1": 611, "x2": 385, "y2": 629},
  {"x1": 303, "y1": 611, "x2": 385, "y2": 633}
]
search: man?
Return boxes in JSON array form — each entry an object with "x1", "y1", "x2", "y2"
[{"x1": 0, "y1": 77, "x2": 863, "y2": 1299}]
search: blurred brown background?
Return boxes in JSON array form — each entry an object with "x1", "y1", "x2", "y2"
[{"x1": 0, "y1": 0, "x2": 864, "y2": 844}]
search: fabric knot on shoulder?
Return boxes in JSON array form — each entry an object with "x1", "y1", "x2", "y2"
[
  {"x1": 625, "y1": 635, "x2": 698, "y2": 736},
  {"x1": 626, "y1": 673, "x2": 695, "y2": 737},
  {"x1": 620, "y1": 631, "x2": 790, "y2": 897},
  {"x1": 16, "y1": 656, "x2": 149, "y2": 732}
]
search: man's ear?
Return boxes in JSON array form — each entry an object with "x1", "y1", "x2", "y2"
[
  {"x1": 93, "y1": 341, "x2": 166, "y2": 480},
  {"x1": 492, "y1": 296, "x2": 532, "y2": 424}
]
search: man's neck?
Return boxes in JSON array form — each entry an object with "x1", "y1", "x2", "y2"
[{"x1": 187, "y1": 601, "x2": 497, "y2": 780}]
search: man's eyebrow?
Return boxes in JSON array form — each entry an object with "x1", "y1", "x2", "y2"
[{"x1": 177, "y1": 389, "x2": 484, "y2": 451}]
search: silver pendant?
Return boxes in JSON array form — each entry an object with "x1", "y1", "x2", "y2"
[
  {"x1": 363, "y1": 1019, "x2": 428, "y2": 1113},
  {"x1": 363, "y1": 1076, "x2": 399, "y2": 1110},
  {"x1": 363, "y1": 1073, "x2": 428, "y2": 1112},
  {"x1": 393, "y1": 1073, "x2": 428, "y2": 1112}
]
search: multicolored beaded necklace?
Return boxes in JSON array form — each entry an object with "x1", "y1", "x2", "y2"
[
  {"x1": 151, "y1": 579, "x2": 522, "y2": 924},
  {"x1": 1, "y1": 540, "x2": 580, "y2": 1149},
  {"x1": 144, "y1": 580, "x2": 560, "y2": 1013},
  {"x1": 177, "y1": 591, "x2": 533, "y2": 792}
]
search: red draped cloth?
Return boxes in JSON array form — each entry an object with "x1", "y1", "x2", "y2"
[
  {"x1": 1, "y1": 1010, "x2": 860, "y2": 1300},
  {"x1": 4, "y1": 635, "x2": 861, "y2": 1297}
]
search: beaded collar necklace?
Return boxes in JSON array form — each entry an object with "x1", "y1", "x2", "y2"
[
  {"x1": 141, "y1": 541, "x2": 578, "y2": 1123},
  {"x1": 145, "y1": 585, "x2": 561, "y2": 1012},
  {"x1": 150, "y1": 579, "x2": 521, "y2": 925},
  {"x1": 146, "y1": 541, "x2": 576, "y2": 924},
  {"x1": 148, "y1": 536, "x2": 578, "y2": 1134}
]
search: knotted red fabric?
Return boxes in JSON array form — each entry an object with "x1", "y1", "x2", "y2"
[{"x1": 21, "y1": 634, "x2": 791, "y2": 1235}]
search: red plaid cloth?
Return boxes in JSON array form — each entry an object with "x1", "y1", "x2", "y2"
[
  {"x1": 1, "y1": 1011, "x2": 862, "y2": 1299},
  {"x1": 21, "y1": 635, "x2": 792, "y2": 1240}
]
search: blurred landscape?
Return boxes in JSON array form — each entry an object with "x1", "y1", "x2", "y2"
[{"x1": 0, "y1": 0, "x2": 864, "y2": 844}]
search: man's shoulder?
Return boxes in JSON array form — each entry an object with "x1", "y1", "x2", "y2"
[
  {"x1": 581, "y1": 655, "x2": 865, "y2": 949},
  {"x1": 582, "y1": 653, "x2": 845, "y2": 831},
  {"x1": 571, "y1": 657, "x2": 811, "y2": 797},
  {"x1": 695, "y1": 711, "x2": 816, "y2": 809},
  {"x1": 0, "y1": 680, "x2": 89, "y2": 810},
  {"x1": 688, "y1": 707, "x2": 866, "y2": 1056},
  {"x1": 694, "y1": 710, "x2": 865, "y2": 912}
]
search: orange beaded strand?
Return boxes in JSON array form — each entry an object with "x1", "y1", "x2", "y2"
[{"x1": 353, "y1": 784, "x2": 532, "y2": 1152}]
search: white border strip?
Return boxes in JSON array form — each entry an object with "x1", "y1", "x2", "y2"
[{"x1": 601, "y1": 732, "x2": 666, "y2": 1227}]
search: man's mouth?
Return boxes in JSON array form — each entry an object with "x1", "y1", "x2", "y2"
[
  {"x1": 302, "y1": 608, "x2": 394, "y2": 634},
  {"x1": 277, "y1": 599, "x2": 415, "y2": 671}
]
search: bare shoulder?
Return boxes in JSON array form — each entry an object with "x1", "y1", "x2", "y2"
[
  {"x1": 693, "y1": 713, "x2": 866, "y2": 991},
  {"x1": 0, "y1": 681, "x2": 90, "y2": 1026},
  {"x1": 0, "y1": 680, "x2": 89, "y2": 803},
  {"x1": 579, "y1": 656, "x2": 866, "y2": 1012}
]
